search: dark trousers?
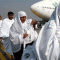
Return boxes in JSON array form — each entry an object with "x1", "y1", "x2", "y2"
[
  {"x1": 13, "y1": 45, "x2": 23, "y2": 60},
  {"x1": 13, "y1": 41, "x2": 34, "y2": 60}
]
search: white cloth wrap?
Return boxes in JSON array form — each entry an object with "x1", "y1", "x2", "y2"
[
  {"x1": 33, "y1": 4, "x2": 60, "y2": 60},
  {"x1": 1, "y1": 18, "x2": 14, "y2": 55}
]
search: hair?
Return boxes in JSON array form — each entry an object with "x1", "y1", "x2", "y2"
[{"x1": 8, "y1": 11, "x2": 14, "y2": 15}]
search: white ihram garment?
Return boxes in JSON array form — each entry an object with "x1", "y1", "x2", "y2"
[
  {"x1": 9, "y1": 11, "x2": 38, "y2": 55},
  {"x1": 1, "y1": 18, "x2": 14, "y2": 55}
]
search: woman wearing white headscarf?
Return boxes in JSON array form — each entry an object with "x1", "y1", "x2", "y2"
[{"x1": 9, "y1": 11, "x2": 38, "y2": 60}]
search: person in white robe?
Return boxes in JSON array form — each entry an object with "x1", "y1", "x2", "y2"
[
  {"x1": 21, "y1": 4, "x2": 60, "y2": 60},
  {"x1": 56, "y1": 4, "x2": 60, "y2": 60},
  {"x1": 0, "y1": 11, "x2": 14, "y2": 59},
  {"x1": 9, "y1": 11, "x2": 38, "y2": 60},
  {"x1": 35, "y1": 4, "x2": 60, "y2": 60}
]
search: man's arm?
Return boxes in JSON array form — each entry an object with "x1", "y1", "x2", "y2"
[{"x1": 31, "y1": 20, "x2": 37, "y2": 28}]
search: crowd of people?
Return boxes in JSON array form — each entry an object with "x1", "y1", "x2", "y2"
[{"x1": 0, "y1": 4, "x2": 60, "y2": 60}]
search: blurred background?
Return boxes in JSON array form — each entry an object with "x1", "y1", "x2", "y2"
[{"x1": 0, "y1": 0, "x2": 41, "y2": 20}]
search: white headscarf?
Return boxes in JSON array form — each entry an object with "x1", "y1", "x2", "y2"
[
  {"x1": 9, "y1": 11, "x2": 28, "y2": 53},
  {"x1": 35, "y1": 4, "x2": 60, "y2": 60},
  {"x1": 10, "y1": 11, "x2": 38, "y2": 53},
  {"x1": 15, "y1": 11, "x2": 27, "y2": 27}
]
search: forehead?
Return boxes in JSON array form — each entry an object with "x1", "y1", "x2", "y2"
[{"x1": 20, "y1": 16, "x2": 26, "y2": 18}]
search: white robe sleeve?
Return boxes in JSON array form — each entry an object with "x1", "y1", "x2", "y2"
[
  {"x1": 30, "y1": 27, "x2": 38, "y2": 41},
  {"x1": 35, "y1": 20, "x2": 59, "y2": 60},
  {"x1": 9, "y1": 24, "x2": 25, "y2": 52},
  {"x1": 45, "y1": 21, "x2": 60, "y2": 60},
  {"x1": 10, "y1": 25, "x2": 24, "y2": 45}
]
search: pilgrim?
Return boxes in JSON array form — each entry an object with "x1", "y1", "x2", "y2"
[
  {"x1": 9, "y1": 11, "x2": 38, "y2": 60},
  {"x1": 35, "y1": 4, "x2": 60, "y2": 60},
  {"x1": 0, "y1": 11, "x2": 14, "y2": 56}
]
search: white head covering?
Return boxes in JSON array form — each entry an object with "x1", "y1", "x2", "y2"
[
  {"x1": 18, "y1": 11, "x2": 27, "y2": 18},
  {"x1": 35, "y1": 4, "x2": 60, "y2": 60},
  {"x1": 15, "y1": 11, "x2": 27, "y2": 26},
  {"x1": 9, "y1": 11, "x2": 28, "y2": 53}
]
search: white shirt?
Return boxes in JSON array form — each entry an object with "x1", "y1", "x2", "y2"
[
  {"x1": 1, "y1": 18, "x2": 14, "y2": 37},
  {"x1": 1, "y1": 18, "x2": 14, "y2": 55}
]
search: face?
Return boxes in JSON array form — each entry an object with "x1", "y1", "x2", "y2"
[
  {"x1": 20, "y1": 16, "x2": 26, "y2": 23},
  {"x1": 8, "y1": 14, "x2": 14, "y2": 20},
  {"x1": 0, "y1": 16, "x2": 2, "y2": 20},
  {"x1": 31, "y1": 20, "x2": 36, "y2": 25}
]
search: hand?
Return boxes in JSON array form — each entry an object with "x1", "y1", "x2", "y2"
[
  {"x1": 31, "y1": 20, "x2": 36, "y2": 25},
  {"x1": 23, "y1": 34, "x2": 28, "y2": 38}
]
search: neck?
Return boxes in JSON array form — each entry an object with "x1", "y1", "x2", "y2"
[{"x1": 8, "y1": 18, "x2": 12, "y2": 20}]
